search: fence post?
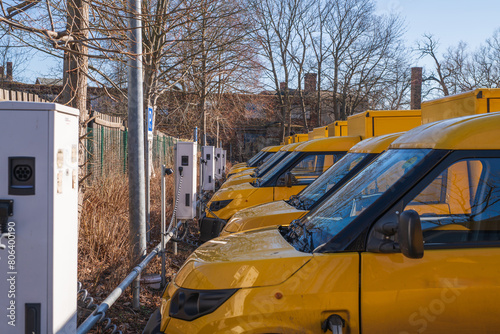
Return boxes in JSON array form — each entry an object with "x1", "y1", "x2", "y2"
[
  {"x1": 123, "y1": 129, "x2": 128, "y2": 174},
  {"x1": 101, "y1": 125, "x2": 105, "y2": 177}
]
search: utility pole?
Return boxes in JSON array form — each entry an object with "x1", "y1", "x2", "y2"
[{"x1": 127, "y1": 0, "x2": 146, "y2": 310}]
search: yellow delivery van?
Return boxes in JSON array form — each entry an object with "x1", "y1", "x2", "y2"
[
  {"x1": 199, "y1": 135, "x2": 360, "y2": 240},
  {"x1": 201, "y1": 110, "x2": 421, "y2": 241},
  {"x1": 221, "y1": 142, "x2": 302, "y2": 189},
  {"x1": 145, "y1": 111, "x2": 500, "y2": 333},
  {"x1": 226, "y1": 145, "x2": 282, "y2": 177},
  {"x1": 221, "y1": 133, "x2": 401, "y2": 236}
]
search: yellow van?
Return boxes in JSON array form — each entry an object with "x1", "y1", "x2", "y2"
[
  {"x1": 147, "y1": 112, "x2": 500, "y2": 333},
  {"x1": 202, "y1": 110, "x2": 422, "y2": 241},
  {"x1": 226, "y1": 145, "x2": 282, "y2": 177},
  {"x1": 221, "y1": 143, "x2": 302, "y2": 189},
  {"x1": 229, "y1": 146, "x2": 271, "y2": 170},
  {"x1": 199, "y1": 136, "x2": 360, "y2": 241},
  {"x1": 221, "y1": 133, "x2": 401, "y2": 236}
]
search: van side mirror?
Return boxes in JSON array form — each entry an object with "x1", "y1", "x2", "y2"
[
  {"x1": 398, "y1": 210, "x2": 424, "y2": 259},
  {"x1": 284, "y1": 172, "x2": 294, "y2": 188}
]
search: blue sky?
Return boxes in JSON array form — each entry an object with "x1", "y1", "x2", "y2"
[
  {"x1": 376, "y1": 0, "x2": 500, "y2": 67},
  {"x1": 21, "y1": 0, "x2": 500, "y2": 83}
]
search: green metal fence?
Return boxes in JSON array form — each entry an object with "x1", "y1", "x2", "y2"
[{"x1": 85, "y1": 112, "x2": 181, "y2": 182}]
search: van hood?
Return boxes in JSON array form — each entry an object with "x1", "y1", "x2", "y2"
[
  {"x1": 206, "y1": 182, "x2": 275, "y2": 220},
  {"x1": 208, "y1": 182, "x2": 258, "y2": 209},
  {"x1": 221, "y1": 174, "x2": 255, "y2": 188},
  {"x1": 227, "y1": 166, "x2": 253, "y2": 175},
  {"x1": 174, "y1": 228, "x2": 312, "y2": 290},
  {"x1": 223, "y1": 200, "x2": 307, "y2": 233}
]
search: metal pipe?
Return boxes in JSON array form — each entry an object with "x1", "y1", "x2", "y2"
[
  {"x1": 77, "y1": 237, "x2": 173, "y2": 334},
  {"x1": 127, "y1": 0, "x2": 145, "y2": 310}
]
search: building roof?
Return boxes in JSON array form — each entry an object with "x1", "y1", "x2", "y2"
[{"x1": 35, "y1": 78, "x2": 63, "y2": 86}]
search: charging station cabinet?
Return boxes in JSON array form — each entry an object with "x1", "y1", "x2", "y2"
[
  {"x1": 201, "y1": 146, "x2": 215, "y2": 192},
  {"x1": 175, "y1": 142, "x2": 197, "y2": 219},
  {"x1": 0, "y1": 102, "x2": 79, "y2": 333},
  {"x1": 221, "y1": 149, "x2": 227, "y2": 176},
  {"x1": 215, "y1": 148, "x2": 223, "y2": 180}
]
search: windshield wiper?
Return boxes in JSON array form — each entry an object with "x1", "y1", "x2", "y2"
[
  {"x1": 282, "y1": 219, "x2": 314, "y2": 252},
  {"x1": 287, "y1": 195, "x2": 299, "y2": 207},
  {"x1": 296, "y1": 197, "x2": 310, "y2": 210}
]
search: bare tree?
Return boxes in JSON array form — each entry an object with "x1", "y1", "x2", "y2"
[
  {"x1": 288, "y1": 0, "x2": 315, "y2": 132},
  {"x1": 324, "y1": 0, "x2": 374, "y2": 120},
  {"x1": 322, "y1": 0, "x2": 405, "y2": 120},
  {"x1": 416, "y1": 34, "x2": 451, "y2": 96},
  {"x1": 248, "y1": 0, "x2": 302, "y2": 141},
  {"x1": 0, "y1": 29, "x2": 34, "y2": 82},
  {"x1": 306, "y1": 0, "x2": 331, "y2": 126}
]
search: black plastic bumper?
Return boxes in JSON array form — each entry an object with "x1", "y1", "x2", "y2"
[
  {"x1": 199, "y1": 215, "x2": 227, "y2": 242},
  {"x1": 142, "y1": 308, "x2": 162, "y2": 334}
]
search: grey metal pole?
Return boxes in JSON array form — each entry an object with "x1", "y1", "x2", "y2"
[
  {"x1": 127, "y1": 0, "x2": 146, "y2": 310},
  {"x1": 216, "y1": 116, "x2": 219, "y2": 148},
  {"x1": 146, "y1": 130, "x2": 150, "y2": 243},
  {"x1": 161, "y1": 165, "x2": 166, "y2": 288}
]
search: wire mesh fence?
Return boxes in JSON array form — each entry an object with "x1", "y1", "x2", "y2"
[{"x1": 85, "y1": 111, "x2": 181, "y2": 183}]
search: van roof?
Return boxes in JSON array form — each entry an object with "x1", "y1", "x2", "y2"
[
  {"x1": 280, "y1": 142, "x2": 302, "y2": 151},
  {"x1": 263, "y1": 145, "x2": 283, "y2": 152},
  {"x1": 349, "y1": 132, "x2": 402, "y2": 154},
  {"x1": 294, "y1": 135, "x2": 361, "y2": 152},
  {"x1": 391, "y1": 112, "x2": 500, "y2": 150}
]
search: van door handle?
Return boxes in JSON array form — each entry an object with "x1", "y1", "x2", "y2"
[{"x1": 321, "y1": 314, "x2": 345, "y2": 334}]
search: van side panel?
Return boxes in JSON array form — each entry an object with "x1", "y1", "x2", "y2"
[
  {"x1": 361, "y1": 250, "x2": 500, "y2": 333},
  {"x1": 373, "y1": 116, "x2": 421, "y2": 136}
]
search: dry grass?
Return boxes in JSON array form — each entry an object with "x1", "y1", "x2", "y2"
[{"x1": 78, "y1": 172, "x2": 196, "y2": 333}]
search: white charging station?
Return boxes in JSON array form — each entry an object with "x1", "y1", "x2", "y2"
[
  {"x1": 215, "y1": 147, "x2": 223, "y2": 180},
  {"x1": 201, "y1": 146, "x2": 215, "y2": 192},
  {"x1": 0, "y1": 102, "x2": 79, "y2": 333},
  {"x1": 175, "y1": 142, "x2": 197, "y2": 219},
  {"x1": 222, "y1": 149, "x2": 227, "y2": 177}
]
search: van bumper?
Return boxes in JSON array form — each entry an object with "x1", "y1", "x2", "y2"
[
  {"x1": 199, "y1": 214, "x2": 227, "y2": 242},
  {"x1": 142, "y1": 308, "x2": 162, "y2": 334}
]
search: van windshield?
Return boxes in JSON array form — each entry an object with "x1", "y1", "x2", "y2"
[
  {"x1": 247, "y1": 151, "x2": 265, "y2": 166},
  {"x1": 254, "y1": 151, "x2": 289, "y2": 177},
  {"x1": 290, "y1": 153, "x2": 369, "y2": 210},
  {"x1": 255, "y1": 152, "x2": 301, "y2": 185},
  {"x1": 287, "y1": 149, "x2": 431, "y2": 252}
]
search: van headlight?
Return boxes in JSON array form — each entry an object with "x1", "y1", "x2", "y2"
[
  {"x1": 210, "y1": 199, "x2": 233, "y2": 211},
  {"x1": 169, "y1": 288, "x2": 238, "y2": 321}
]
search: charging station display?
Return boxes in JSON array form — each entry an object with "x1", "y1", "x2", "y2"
[
  {"x1": 201, "y1": 146, "x2": 215, "y2": 191},
  {"x1": 0, "y1": 102, "x2": 79, "y2": 333},
  {"x1": 175, "y1": 142, "x2": 198, "y2": 219}
]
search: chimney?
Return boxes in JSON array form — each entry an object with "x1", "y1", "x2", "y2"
[
  {"x1": 6, "y1": 62, "x2": 12, "y2": 81},
  {"x1": 411, "y1": 67, "x2": 422, "y2": 109},
  {"x1": 304, "y1": 73, "x2": 317, "y2": 93},
  {"x1": 280, "y1": 82, "x2": 287, "y2": 92}
]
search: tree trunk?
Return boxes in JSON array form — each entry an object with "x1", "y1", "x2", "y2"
[{"x1": 63, "y1": 0, "x2": 89, "y2": 219}]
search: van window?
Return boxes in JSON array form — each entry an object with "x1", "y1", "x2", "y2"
[
  {"x1": 404, "y1": 158, "x2": 500, "y2": 245},
  {"x1": 289, "y1": 154, "x2": 335, "y2": 177},
  {"x1": 277, "y1": 153, "x2": 341, "y2": 186},
  {"x1": 294, "y1": 153, "x2": 369, "y2": 209}
]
